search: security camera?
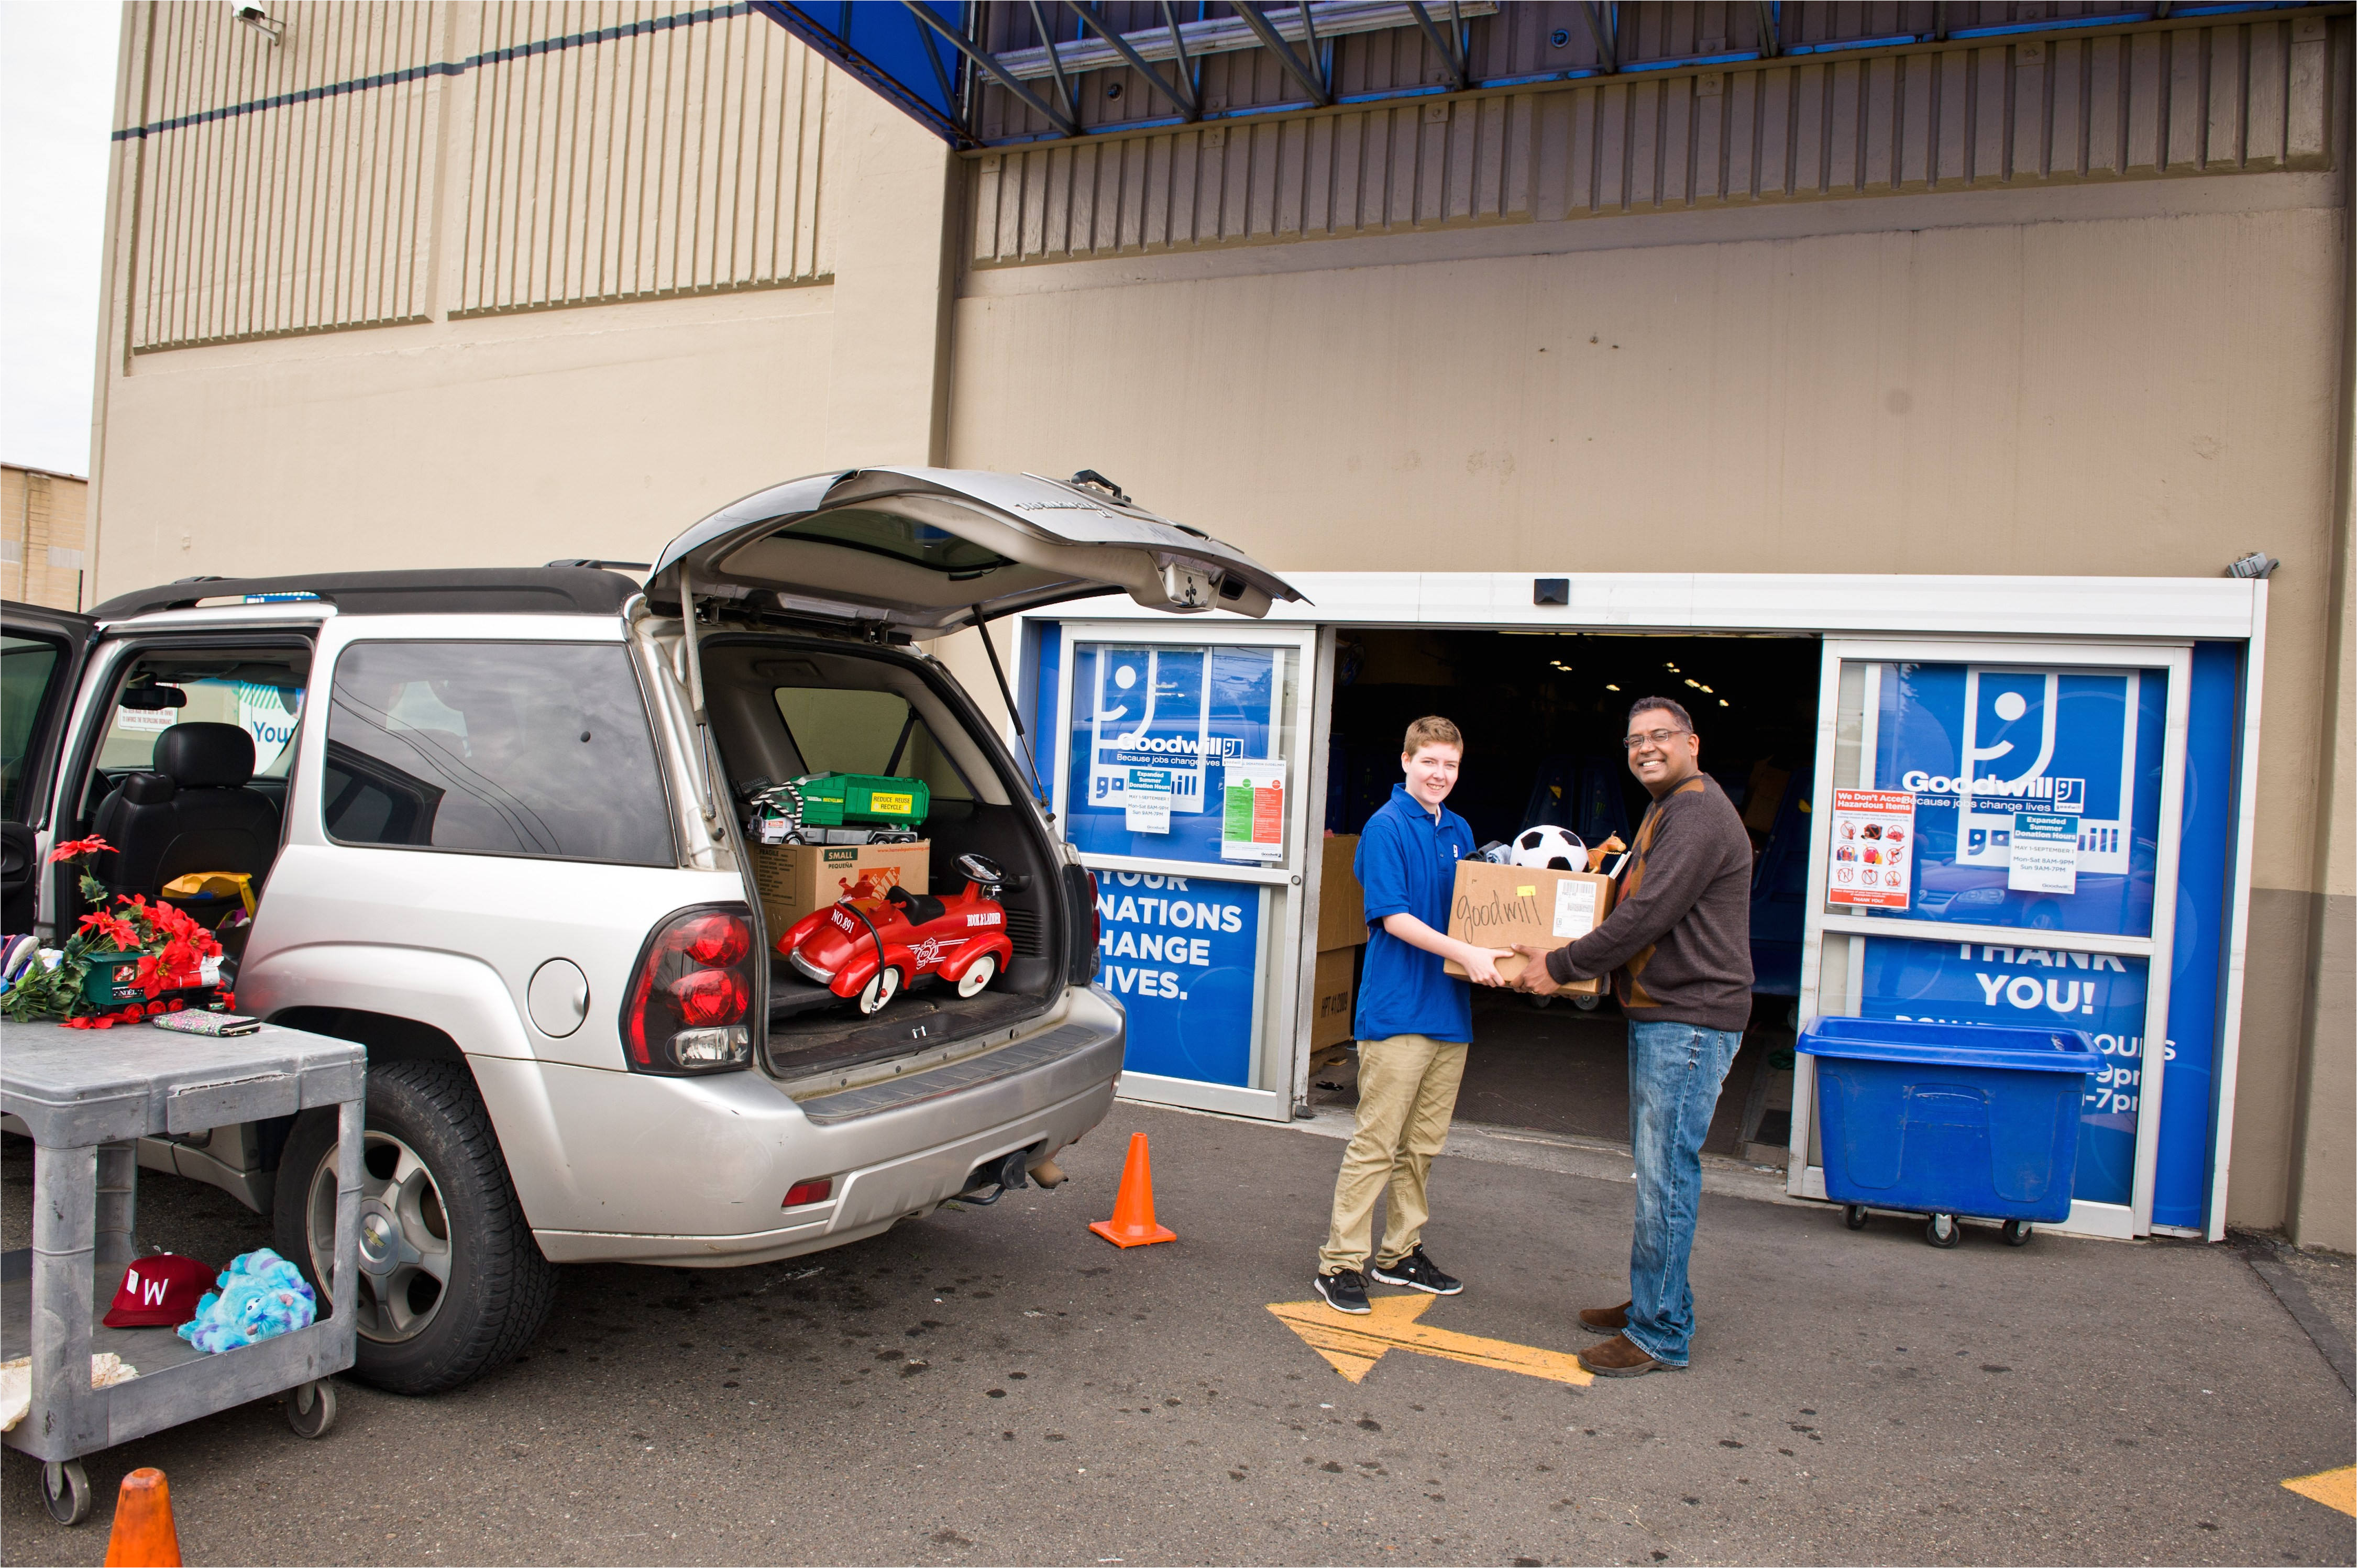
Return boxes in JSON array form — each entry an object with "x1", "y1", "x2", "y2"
[
  {"x1": 2224, "y1": 551, "x2": 2279, "y2": 580},
  {"x1": 232, "y1": 4, "x2": 284, "y2": 43}
]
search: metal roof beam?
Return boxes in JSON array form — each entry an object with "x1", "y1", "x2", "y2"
[
  {"x1": 1582, "y1": 1, "x2": 1618, "y2": 72},
  {"x1": 1235, "y1": 4, "x2": 1333, "y2": 106},
  {"x1": 902, "y1": 0, "x2": 1080, "y2": 136},
  {"x1": 1405, "y1": 1, "x2": 1470, "y2": 92},
  {"x1": 1069, "y1": 1, "x2": 1199, "y2": 118}
]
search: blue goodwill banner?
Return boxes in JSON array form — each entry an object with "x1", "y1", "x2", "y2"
[{"x1": 1095, "y1": 872, "x2": 1262, "y2": 1087}]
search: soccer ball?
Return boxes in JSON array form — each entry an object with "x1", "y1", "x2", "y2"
[{"x1": 1510, "y1": 824, "x2": 1587, "y2": 871}]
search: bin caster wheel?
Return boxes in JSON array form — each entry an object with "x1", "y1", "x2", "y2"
[
  {"x1": 1844, "y1": 1203, "x2": 1870, "y2": 1231},
  {"x1": 1925, "y1": 1213, "x2": 1961, "y2": 1249},
  {"x1": 1525, "y1": 993, "x2": 1555, "y2": 1010},
  {"x1": 1572, "y1": 993, "x2": 1601, "y2": 1011},
  {"x1": 286, "y1": 1379, "x2": 338, "y2": 1439},
  {"x1": 2001, "y1": 1219, "x2": 2033, "y2": 1247},
  {"x1": 41, "y1": 1459, "x2": 93, "y2": 1526}
]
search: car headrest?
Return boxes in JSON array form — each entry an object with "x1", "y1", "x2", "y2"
[
  {"x1": 155, "y1": 723, "x2": 255, "y2": 789},
  {"x1": 121, "y1": 772, "x2": 177, "y2": 807}
]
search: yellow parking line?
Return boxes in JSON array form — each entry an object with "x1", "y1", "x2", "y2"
[{"x1": 2281, "y1": 1466, "x2": 2355, "y2": 1517}]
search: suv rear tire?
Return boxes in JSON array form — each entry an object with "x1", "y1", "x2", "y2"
[{"x1": 274, "y1": 1061, "x2": 556, "y2": 1395}]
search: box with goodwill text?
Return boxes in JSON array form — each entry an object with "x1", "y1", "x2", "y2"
[
  {"x1": 1311, "y1": 947, "x2": 1357, "y2": 1050},
  {"x1": 1440, "y1": 860, "x2": 1614, "y2": 995},
  {"x1": 750, "y1": 841, "x2": 929, "y2": 932}
]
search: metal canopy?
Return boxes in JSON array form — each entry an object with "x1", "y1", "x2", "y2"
[{"x1": 755, "y1": 1, "x2": 2334, "y2": 149}]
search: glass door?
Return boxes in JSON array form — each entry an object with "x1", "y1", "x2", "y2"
[
  {"x1": 1049, "y1": 620, "x2": 1327, "y2": 1121},
  {"x1": 1791, "y1": 638, "x2": 2194, "y2": 1238}
]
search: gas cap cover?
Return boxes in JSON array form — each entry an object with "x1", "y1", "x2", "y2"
[{"x1": 527, "y1": 958, "x2": 590, "y2": 1038}]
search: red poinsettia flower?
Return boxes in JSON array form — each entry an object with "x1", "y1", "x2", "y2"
[
  {"x1": 78, "y1": 909, "x2": 143, "y2": 952},
  {"x1": 48, "y1": 836, "x2": 115, "y2": 863}
]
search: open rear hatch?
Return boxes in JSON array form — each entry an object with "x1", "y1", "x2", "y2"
[{"x1": 647, "y1": 469, "x2": 1303, "y2": 1087}]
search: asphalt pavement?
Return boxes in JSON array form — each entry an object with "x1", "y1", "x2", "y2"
[{"x1": 4, "y1": 1102, "x2": 2351, "y2": 1566}]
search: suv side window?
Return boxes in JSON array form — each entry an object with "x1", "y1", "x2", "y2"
[
  {"x1": 324, "y1": 642, "x2": 674, "y2": 866},
  {"x1": 0, "y1": 634, "x2": 63, "y2": 821},
  {"x1": 773, "y1": 688, "x2": 973, "y2": 801}
]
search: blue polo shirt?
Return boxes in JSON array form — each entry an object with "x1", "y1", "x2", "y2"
[{"x1": 1352, "y1": 784, "x2": 1477, "y2": 1044}]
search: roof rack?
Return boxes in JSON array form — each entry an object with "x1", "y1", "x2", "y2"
[{"x1": 89, "y1": 567, "x2": 641, "y2": 622}]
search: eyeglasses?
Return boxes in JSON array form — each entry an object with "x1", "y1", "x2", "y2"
[{"x1": 1622, "y1": 727, "x2": 1691, "y2": 750}]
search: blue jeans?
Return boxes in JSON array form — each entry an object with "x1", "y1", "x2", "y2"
[{"x1": 1623, "y1": 1020, "x2": 1744, "y2": 1367}]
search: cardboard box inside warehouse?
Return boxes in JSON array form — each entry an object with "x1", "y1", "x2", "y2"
[{"x1": 1310, "y1": 630, "x2": 1821, "y2": 1161}]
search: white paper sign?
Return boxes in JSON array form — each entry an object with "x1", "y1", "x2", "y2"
[
  {"x1": 1551, "y1": 878, "x2": 1599, "y2": 940},
  {"x1": 1124, "y1": 766, "x2": 1174, "y2": 834},
  {"x1": 1219, "y1": 759, "x2": 1287, "y2": 863},
  {"x1": 2007, "y1": 812, "x2": 2079, "y2": 895}
]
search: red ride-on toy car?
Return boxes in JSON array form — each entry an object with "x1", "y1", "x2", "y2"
[{"x1": 778, "y1": 854, "x2": 1016, "y2": 1016}]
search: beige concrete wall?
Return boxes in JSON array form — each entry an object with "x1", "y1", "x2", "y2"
[{"x1": 2, "y1": 466, "x2": 90, "y2": 612}]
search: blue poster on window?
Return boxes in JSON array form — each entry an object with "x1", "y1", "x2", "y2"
[
  {"x1": 1876, "y1": 663, "x2": 2165, "y2": 935},
  {"x1": 1063, "y1": 643, "x2": 1285, "y2": 864},
  {"x1": 1095, "y1": 872, "x2": 1261, "y2": 1087}
]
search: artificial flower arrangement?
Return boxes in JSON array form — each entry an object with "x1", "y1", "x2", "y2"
[{"x1": 0, "y1": 837, "x2": 233, "y2": 1028}]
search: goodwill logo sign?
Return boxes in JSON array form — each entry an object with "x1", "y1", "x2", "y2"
[
  {"x1": 1891, "y1": 667, "x2": 2144, "y2": 877},
  {"x1": 1859, "y1": 937, "x2": 2167, "y2": 1208},
  {"x1": 1095, "y1": 872, "x2": 1261, "y2": 1087}
]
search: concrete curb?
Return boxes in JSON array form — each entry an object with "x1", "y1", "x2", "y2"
[{"x1": 2233, "y1": 1229, "x2": 2356, "y2": 1395}]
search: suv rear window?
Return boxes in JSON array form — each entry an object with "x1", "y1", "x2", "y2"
[{"x1": 324, "y1": 642, "x2": 673, "y2": 865}]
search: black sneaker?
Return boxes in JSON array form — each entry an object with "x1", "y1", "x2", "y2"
[
  {"x1": 1369, "y1": 1246, "x2": 1463, "y2": 1296},
  {"x1": 1313, "y1": 1268, "x2": 1372, "y2": 1315}
]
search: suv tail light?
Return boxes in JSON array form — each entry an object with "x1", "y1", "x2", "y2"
[
  {"x1": 1063, "y1": 864, "x2": 1101, "y2": 986},
  {"x1": 623, "y1": 904, "x2": 756, "y2": 1074}
]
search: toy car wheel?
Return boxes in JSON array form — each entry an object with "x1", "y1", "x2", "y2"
[
  {"x1": 956, "y1": 953, "x2": 998, "y2": 999},
  {"x1": 2001, "y1": 1219, "x2": 2033, "y2": 1246},
  {"x1": 285, "y1": 1378, "x2": 337, "y2": 1438},
  {"x1": 1925, "y1": 1212, "x2": 1961, "y2": 1249},
  {"x1": 857, "y1": 966, "x2": 901, "y2": 1015},
  {"x1": 1844, "y1": 1203, "x2": 1870, "y2": 1230},
  {"x1": 41, "y1": 1460, "x2": 92, "y2": 1526}
]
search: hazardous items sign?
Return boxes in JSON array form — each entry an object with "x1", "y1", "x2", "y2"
[{"x1": 1829, "y1": 789, "x2": 1915, "y2": 909}]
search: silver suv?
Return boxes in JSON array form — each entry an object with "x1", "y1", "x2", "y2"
[{"x1": 0, "y1": 468, "x2": 1298, "y2": 1394}]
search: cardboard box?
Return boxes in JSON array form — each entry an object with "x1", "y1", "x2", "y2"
[
  {"x1": 1316, "y1": 833, "x2": 1368, "y2": 952},
  {"x1": 750, "y1": 840, "x2": 930, "y2": 933},
  {"x1": 1440, "y1": 860, "x2": 1615, "y2": 995},
  {"x1": 1311, "y1": 946, "x2": 1358, "y2": 1048}
]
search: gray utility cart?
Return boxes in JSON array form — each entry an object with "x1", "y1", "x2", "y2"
[{"x1": 1, "y1": 1019, "x2": 362, "y2": 1525}]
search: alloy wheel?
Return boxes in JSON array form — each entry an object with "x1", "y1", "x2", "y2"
[{"x1": 307, "y1": 1129, "x2": 453, "y2": 1343}]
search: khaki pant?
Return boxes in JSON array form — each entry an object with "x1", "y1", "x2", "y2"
[{"x1": 1317, "y1": 1033, "x2": 1469, "y2": 1275}]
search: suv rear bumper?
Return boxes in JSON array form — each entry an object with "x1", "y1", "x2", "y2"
[{"x1": 517, "y1": 988, "x2": 1123, "y2": 1266}]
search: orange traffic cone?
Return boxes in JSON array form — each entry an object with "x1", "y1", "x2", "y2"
[
  {"x1": 103, "y1": 1468, "x2": 181, "y2": 1567},
  {"x1": 1088, "y1": 1132, "x2": 1177, "y2": 1248}
]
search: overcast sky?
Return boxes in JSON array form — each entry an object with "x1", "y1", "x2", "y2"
[{"x1": 2, "y1": 2, "x2": 121, "y2": 478}]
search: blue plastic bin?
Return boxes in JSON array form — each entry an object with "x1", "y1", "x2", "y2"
[{"x1": 1798, "y1": 1016, "x2": 2098, "y2": 1243}]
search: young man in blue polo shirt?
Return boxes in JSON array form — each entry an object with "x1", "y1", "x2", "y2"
[{"x1": 1314, "y1": 716, "x2": 1512, "y2": 1314}]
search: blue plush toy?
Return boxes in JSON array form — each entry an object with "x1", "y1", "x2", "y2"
[{"x1": 175, "y1": 1247, "x2": 316, "y2": 1354}]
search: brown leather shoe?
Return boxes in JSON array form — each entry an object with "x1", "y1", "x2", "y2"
[
  {"x1": 1577, "y1": 1301, "x2": 1632, "y2": 1333},
  {"x1": 1578, "y1": 1332, "x2": 1674, "y2": 1377}
]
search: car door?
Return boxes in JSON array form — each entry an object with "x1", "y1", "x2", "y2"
[
  {"x1": 1, "y1": 603, "x2": 95, "y2": 933},
  {"x1": 643, "y1": 467, "x2": 1307, "y2": 633}
]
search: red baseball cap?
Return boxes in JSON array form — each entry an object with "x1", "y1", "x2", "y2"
[{"x1": 104, "y1": 1254, "x2": 214, "y2": 1328}]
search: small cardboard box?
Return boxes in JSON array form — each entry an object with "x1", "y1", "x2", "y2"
[
  {"x1": 1441, "y1": 860, "x2": 1615, "y2": 995},
  {"x1": 1316, "y1": 834, "x2": 1368, "y2": 952},
  {"x1": 750, "y1": 840, "x2": 930, "y2": 933},
  {"x1": 1311, "y1": 946, "x2": 1358, "y2": 1048}
]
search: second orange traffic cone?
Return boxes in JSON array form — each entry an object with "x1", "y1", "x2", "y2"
[
  {"x1": 104, "y1": 1467, "x2": 181, "y2": 1567},
  {"x1": 1088, "y1": 1132, "x2": 1177, "y2": 1248}
]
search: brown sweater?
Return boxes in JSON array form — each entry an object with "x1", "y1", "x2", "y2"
[{"x1": 1545, "y1": 774, "x2": 1755, "y2": 1032}]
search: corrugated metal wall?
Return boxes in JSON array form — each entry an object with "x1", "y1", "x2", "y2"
[
  {"x1": 127, "y1": 2, "x2": 442, "y2": 351},
  {"x1": 120, "y1": 2, "x2": 833, "y2": 352},
  {"x1": 969, "y1": 15, "x2": 2333, "y2": 266},
  {"x1": 454, "y1": 2, "x2": 830, "y2": 317}
]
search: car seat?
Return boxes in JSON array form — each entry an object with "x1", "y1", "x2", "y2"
[{"x1": 91, "y1": 723, "x2": 283, "y2": 909}]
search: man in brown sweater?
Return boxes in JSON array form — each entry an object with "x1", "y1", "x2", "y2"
[{"x1": 1515, "y1": 695, "x2": 1754, "y2": 1376}]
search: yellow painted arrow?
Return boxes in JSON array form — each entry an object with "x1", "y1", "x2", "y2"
[
  {"x1": 1267, "y1": 1294, "x2": 1594, "y2": 1386},
  {"x1": 2282, "y1": 1466, "x2": 2354, "y2": 1518}
]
